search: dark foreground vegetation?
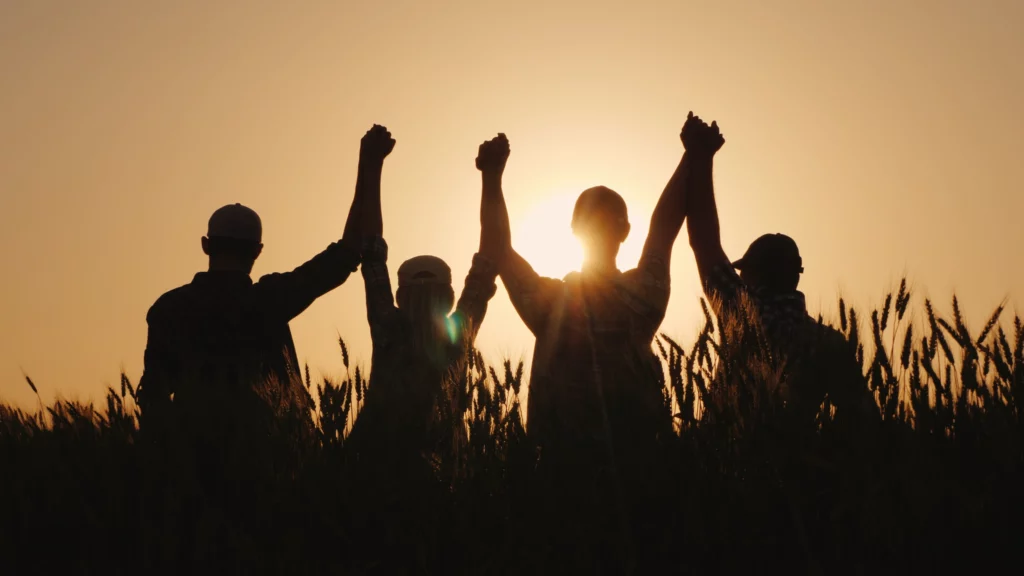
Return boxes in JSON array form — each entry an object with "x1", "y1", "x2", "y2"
[{"x1": 2, "y1": 282, "x2": 1022, "y2": 575}]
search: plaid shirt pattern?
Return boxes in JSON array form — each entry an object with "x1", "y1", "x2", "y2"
[
  {"x1": 704, "y1": 262, "x2": 811, "y2": 342},
  {"x1": 360, "y1": 236, "x2": 498, "y2": 350},
  {"x1": 360, "y1": 236, "x2": 396, "y2": 347},
  {"x1": 703, "y1": 262, "x2": 875, "y2": 421},
  {"x1": 350, "y1": 236, "x2": 498, "y2": 452}
]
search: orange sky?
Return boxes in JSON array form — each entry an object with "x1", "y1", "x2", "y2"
[{"x1": 1, "y1": 0, "x2": 1021, "y2": 408}]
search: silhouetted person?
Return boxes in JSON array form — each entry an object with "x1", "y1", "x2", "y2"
[
  {"x1": 342, "y1": 126, "x2": 500, "y2": 573},
  {"x1": 683, "y1": 116, "x2": 872, "y2": 425},
  {"x1": 136, "y1": 127, "x2": 382, "y2": 571},
  {"x1": 139, "y1": 140, "x2": 374, "y2": 424},
  {"x1": 479, "y1": 123, "x2": 709, "y2": 453},
  {"x1": 478, "y1": 121, "x2": 700, "y2": 571},
  {"x1": 345, "y1": 127, "x2": 499, "y2": 461},
  {"x1": 345, "y1": 126, "x2": 500, "y2": 457}
]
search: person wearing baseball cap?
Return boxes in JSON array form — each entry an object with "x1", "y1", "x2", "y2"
[
  {"x1": 731, "y1": 233, "x2": 804, "y2": 291},
  {"x1": 344, "y1": 126, "x2": 499, "y2": 462},
  {"x1": 683, "y1": 117, "x2": 872, "y2": 425},
  {"x1": 138, "y1": 129, "x2": 380, "y2": 426},
  {"x1": 337, "y1": 129, "x2": 501, "y2": 568}
]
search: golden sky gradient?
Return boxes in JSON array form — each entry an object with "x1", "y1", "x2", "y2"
[{"x1": 2, "y1": 0, "x2": 1021, "y2": 408}]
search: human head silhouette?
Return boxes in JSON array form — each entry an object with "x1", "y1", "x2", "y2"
[
  {"x1": 201, "y1": 204, "x2": 264, "y2": 274},
  {"x1": 571, "y1": 186, "x2": 631, "y2": 268},
  {"x1": 732, "y1": 233, "x2": 803, "y2": 293},
  {"x1": 396, "y1": 255, "x2": 456, "y2": 349}
]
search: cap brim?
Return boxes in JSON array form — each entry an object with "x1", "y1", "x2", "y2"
[
  {"x1": 400, "y1": 278, "x2": 449, "y2": 286},
  {"x1": 399, "y1": 271, "x2": 453, "y2": 286},
  {"x1": 730, "y1": 258, "x2": 746, "y2": 270}
]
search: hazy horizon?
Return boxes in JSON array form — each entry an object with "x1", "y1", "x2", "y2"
[{"x1": 2, "y1": 0, "x2": 1021, "y2": 408}]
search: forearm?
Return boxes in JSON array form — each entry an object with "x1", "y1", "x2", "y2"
[
  {"x1": 686, "y1": 154, "x2": 728, "y2": 274},
  {"x1": 479, "y1": 172, "x2": 511, "y2": 261},
  {"x1": 361, "y1": 259, "x2": 397, "y2": 327},
  {"x1": 642, "y1": 153, "x2": 689, "y2": 267},
  {"x1": 343, "y1": 157, "x2": 384, "y2": 244}
]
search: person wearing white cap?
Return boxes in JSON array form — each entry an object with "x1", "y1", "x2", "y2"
[
  {"x1": 138, "y1": 131, "x2": 377, "y2": 424},
  {"x1": 683, "y1": 116, "x2": 872, "y2": 425},
  {"x1": 346, "y1": 126, "x2": 500, "y2": 458},
  {"x1": 336, "y1": 127, "x2": 504, "y2": 571}
]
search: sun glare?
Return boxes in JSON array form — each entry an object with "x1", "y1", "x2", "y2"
[{"x1": 513, "y1": 191, "x2": 650, "y2": 279}]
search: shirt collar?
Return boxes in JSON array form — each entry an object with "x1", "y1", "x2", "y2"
[
  {"x1": 192, "y1": 270, "x2": 253, "y2": 287},
  {"x1": 763, "y1": 288, "x2": 808, "y2": 313}
]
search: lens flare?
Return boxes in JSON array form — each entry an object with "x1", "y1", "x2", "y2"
[{"x1": 514, "y1": 191, "x2": 650, "y2": 278}]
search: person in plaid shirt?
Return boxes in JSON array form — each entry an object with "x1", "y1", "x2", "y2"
[
  {"x1": 338, "y1": 127, "x2": 503, "y2": 572},
  {"x1": 684, "y1": 117, "x2": 872, "y2": 424},
  {"x1": 346, "y1": 126, "x2": 499, "y2": 456}
]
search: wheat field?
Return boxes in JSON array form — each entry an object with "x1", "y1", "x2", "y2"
[{"x1": 2, "y1": 281, "x2": 1021, "y2": 575}]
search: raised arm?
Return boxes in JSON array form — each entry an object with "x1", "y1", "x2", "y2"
[
  {"x1": 476, "y1": 133, "x2": 512, "y2": 262},
  {"x1": 442, "y1": 135, "x2": 511, "y2": 344},
  {"x1": 684, "y1": 116, "x2": 728, "y2": 288},
  {"x1": 451, "y1": 252, "x2": 498, "y2": 347},
  {"x1": 476, "y1": 133, "x2": 563, "y2": 335},
  {"x1": 637, "y1": 113, "x2": 701, "y2": 274},
  {"x1": 353, "y1": 126, "x2": 398, "y2": 329},
  {"x1": 344, "y1": 124, "x2": 393, "y2": 243},
  {"x1": 254, "y1": 126, "x2": 394, "y2": 322}
]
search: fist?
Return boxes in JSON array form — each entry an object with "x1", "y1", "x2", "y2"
[
  {"x1": 476, "y1": 133, "x2": 510, "y2": 175},
  {"x1": 681, "y1": 112, "x2": 725, "y2": 156},
  {"x1": 360, "y1": 124, "x2": 395, "y2": 161}
]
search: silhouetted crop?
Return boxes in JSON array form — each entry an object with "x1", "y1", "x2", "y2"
[{"x1": 2, "y1": 282, "x2": 1020, "y2": 574}]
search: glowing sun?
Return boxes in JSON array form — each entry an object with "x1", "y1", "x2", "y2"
[{"x1": 513, "y1": 191, "x2": 650, "y2": 279}]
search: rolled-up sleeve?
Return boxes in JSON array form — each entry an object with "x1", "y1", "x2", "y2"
[
  {"x1": 360, "y1": 236, "x2": 399, "y2": 347},
  {"x1": 704, "y1": 262, "x2": 748, "y2": 313},
  {"x1": 450, "y1": 253, "x2": 499, "y2": 345}
]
